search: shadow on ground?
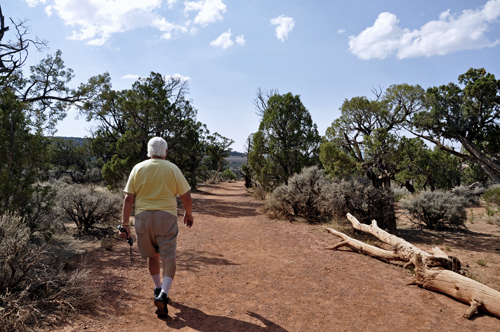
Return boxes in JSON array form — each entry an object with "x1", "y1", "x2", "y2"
[
  {"x1": 192, "y1": 197, "x2": 263, "y2": 218},
  {"x1": 177, "y1": 249, "x2": 239, "y2": 272},
  {"x1": 395, "y1": 228, "x2": 500, "y2": 254},
  {"x1": 163, "y1": 301, "x2": 289, "y2": 332},
  {"x1": 82, "y1": 244, "x2": 144, "y2": 317}
]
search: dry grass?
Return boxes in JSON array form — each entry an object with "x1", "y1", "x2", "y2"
[{"x1": 0, "y1": 214, "x2": 101, "y2": 332}]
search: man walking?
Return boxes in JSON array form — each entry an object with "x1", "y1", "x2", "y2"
[{"x1": 119, "y1": 137, "x2": 193, "y2": 318}]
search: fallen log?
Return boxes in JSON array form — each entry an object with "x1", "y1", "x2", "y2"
[
  {"x1": 412, "y1": 253, "x2": 500, "y2": 319},
  {"x1": 327, "y1": 213, "x2": 460, "y2": 272},
  {"x1": 325, "y1": 214, "x2": 500, "y2": 319},
  {"x1": 325, "y1": 227, "x2": 405, "y2": 262}
]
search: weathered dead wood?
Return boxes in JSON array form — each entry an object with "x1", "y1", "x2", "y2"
[
  {"x1": 325, "y1": 214, "x2": 500, "y2": 319},
  {"x1": 325, "y1": 228, "x2": 404, "y2": 262},
  {"x1": 337, "y1": 213, "x2": 461, "y2": 272},
  {"x1": 412, "y1": 254, "x2": 500, "y2": 319}
]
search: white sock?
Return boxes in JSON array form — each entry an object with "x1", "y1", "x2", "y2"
[
  {"x1": 151, "y1": 274, "x2": 162, "y2": 289},
  {"x1": 161, "y1": 276, "x2": 173, "y2": 296}
]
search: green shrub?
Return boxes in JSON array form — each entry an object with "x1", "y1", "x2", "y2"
[
  {"x1": 476, "y1": 259, "x2": 487, "y2": 266},
  {"x1": 220, "y1": 168, "x2": 236, "y2": 181},
  {"x1": 486, "y1": 206, "x2": 496, "y2": 216},
  {"x1": 264, "y1": 166, "x2": 333, "y2": 223},
  {"x1": 330, "y1": 177, "x2": 396, "y2": 230},
  {"x1": 451, "y1": 185, "x2": 479, "y2": 207},
  {"x1": 56, "y1": 185, "x2": 122, "y2": 233},
  {"x1": 264, "y1": 167, "x2": 396, "y2": 229},
  {"x1": 393, "y1": 187, "x2": 410, "y2": 202},
  {"x1": 402, "y1": 190, "x2": 467, "y2": 230},
  {"x1": 482, "y1": 185, "x2": 500, "y2": 205},
  {"x1": 0, "y1": 214, "x2": 99, "y2": 332},
  {"x1": 241, "y1": 164, "x2": 253, "y2": 188}
]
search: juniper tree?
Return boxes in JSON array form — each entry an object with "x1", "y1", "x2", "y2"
[{"x1": 249, "y1": 92, "x2": 321, "y2": 191}]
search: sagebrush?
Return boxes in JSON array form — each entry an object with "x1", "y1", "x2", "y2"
[
  {"x1": 402, "y1": 190, "x2": 467, "y2": 230},
  {"x1": 0, "y1": 214, "x2": 99, "y2": 332},
  {"x1": 264, "y1": 166, "x2": 333, "y2": 222},
  {"x1": 482, "y1": 185, "x2": 500, "y2": 205},
  {"x1": 56, "y1": 184, "x2": 122, "y2": 233},
  {"x1": 329, "y1": 176, "x2": 396, "y2": 230},
  {"x1": 451, "y1": 185, "x2": 479, "y2": 207},
  {"x1": 264, "y1": 167, "x2": 396, "y2": 229}
]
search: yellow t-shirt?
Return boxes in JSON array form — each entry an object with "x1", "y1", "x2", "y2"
[{"x1": 124, "y1": 159, "x2": 191, "y2": 216}]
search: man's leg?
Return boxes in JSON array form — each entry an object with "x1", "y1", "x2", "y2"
[
  {"x1": 154, "y1": 211, "x2": 178, "y2": 317},
  {"x1": 148, "y1": 253, "x2": 162, "y2": 290},
  {"x1": 160, "y1": 256, "x2": 176, "y2": 296},
  {"x1": 134, "y1": 211, "x2": 162, "y2": 296}
]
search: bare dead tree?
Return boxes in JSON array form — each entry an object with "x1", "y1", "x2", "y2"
[
  {"x1": 253, "y1": 87, "x2": 279, "y2": 117},
  {"x1": 370, "y1": 85, "x2": 384, "y2": 100},
  {"x1": 0, "y1": 5, "x2": 47, "y2": 82},
  {"x1": 0, "y1": 6, "x2": 109, "y2": 134}
]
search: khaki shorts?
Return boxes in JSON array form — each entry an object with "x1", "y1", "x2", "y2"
[{"x1": 134, "y1": 210, "x2": 178, "y2": 260}]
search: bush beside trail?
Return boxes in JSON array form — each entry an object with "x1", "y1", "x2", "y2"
[
  {"x1": 263, "y1": 167, "x2": 396, "y2": 230},
  {"x1": 482, "y1": 185, "x2": 500, "y2": 205},
  {"x1": 264, "y1": 167, "x2": 333, "y2": 223},
  {"x1": 402, "y1": 190, "x2": 468, "y2": 230},
  {"x1": 0, "y1": 214, "x2": 100, "y2": 332},
  {"x1": 329, "y1": 176, "x2": 396, "y2": 230},
  {"x1": 56, "y1": 184, "x2": 122, "y2": 234}
]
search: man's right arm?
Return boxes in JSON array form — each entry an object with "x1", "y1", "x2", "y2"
[
  {"x1": 180, "y1": 191, "x2": 193, "y2": 228},
  {"x1": 120, "y1": 193, "x2": 135, "y2": 239}
]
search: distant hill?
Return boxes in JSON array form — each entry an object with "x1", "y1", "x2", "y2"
[
  {"x1": 51, "y1": 136, "x2": 86, "y2": 145},
  {"x1": 50, "y1": 138, "x2": 248, "y2": 166},
  {"x1": 229, "y1": 151, "x2": 246, "y2": 157},
  {"x1": 227, "y1": 151, "x2": 247, "y2": 168}
]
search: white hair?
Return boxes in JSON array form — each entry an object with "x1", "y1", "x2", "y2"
[{"x1": 147, "y1": 137, "x2": 168, "y2": 158}]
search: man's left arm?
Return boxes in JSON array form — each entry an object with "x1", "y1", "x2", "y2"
[{"x1": 180, "y1": 191, "x2": 193, "y2": 228}]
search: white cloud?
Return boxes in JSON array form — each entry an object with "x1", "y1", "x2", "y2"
[
  {"x1": 348, "y1": 0, "x2": 500, "y2": 60},
  {"x1": 122, "y1": 74, "x2": 140, "y2": 80},
  {"x1": 23, "y1": 0, "x2": 228, "y2": 46},
  {"x1": 337, "y1": 29, "x2": 345, "y2": 34},
  {"x1": 25, "y1": 0, "x2": 47, "y2": 7},
  {"x1": 164, "y1": 73, "x2": 190, "y2": 81},
  {"x1": 270, "y1": 15, "x2": 295, "y2": 42},
  {"x1": 27, "y1": 0, "x2": 190, "y2": 46},
  {"x1": 210, "y1": 28, "x2": 234, "y2": 49},
  {"x1": 184, "y1": 0, "x2": 226, "y2": 26},
  {"x1": 166, "y1": 0, "x2": 178, "y2": 9},
  {"x1": 236, "y1": 34, "x2": 245, "y2": 46},
  {"x1": 161, "y1": 32, "x2": 172, "y2": 40},
  {"x1": 44, "y1": 5, "x2": 53, "y2": 16}
]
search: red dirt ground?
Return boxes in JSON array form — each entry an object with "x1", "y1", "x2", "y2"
[{"x1": 57, "y1": 181, "x2": 500, "y2": 331}]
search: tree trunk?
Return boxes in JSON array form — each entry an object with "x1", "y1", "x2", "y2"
[
  {"x1": 213, "y1": 162, "x2": 223, "y2": 181},
  {"x1": 325, "y1": 214, "x2": 500, "y2": 319},
  {"x1": 334, "y1": 213, "x2": 461, "y2": 271},
  {"x1": 403, "y1": 180, "x2": 415, "y2": 194},
  {"x1": 412, "y1": 253, "x2": 500, "y2": 319}
]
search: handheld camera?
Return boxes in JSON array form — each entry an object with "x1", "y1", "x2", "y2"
[{"x1": 117, "y1": 225, "x2": 133, "y2": 246}]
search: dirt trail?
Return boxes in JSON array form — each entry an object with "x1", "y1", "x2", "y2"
[{"x1": 59, "y1": 182, "x2": 499, "y2": 331}]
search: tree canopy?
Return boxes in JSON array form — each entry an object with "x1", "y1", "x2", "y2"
[
  {"x1": 0, "y1": 8, "x2": 105, "y2": 228},
  {"x1": 83, "y1": 72, "x2": 208, "y2": 189},
  {"x1": 410, "y1": 68, "x2": 500, "y2": 183},
  {"x1": 249, "y1": 92, "x2": 321, "y2": 191},
  {"x1": 320, "y1": 84, "x2": 426, "y2": 188}
]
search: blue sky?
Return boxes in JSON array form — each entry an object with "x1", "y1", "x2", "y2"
[{"x1": 3, "y1": 0, "x2": 500, "y2": 152}]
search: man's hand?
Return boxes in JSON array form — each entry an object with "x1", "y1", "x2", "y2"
[
  {"x1": 180, "y1": 191, "x2": 193, "y2": 228},
  {"x1": 119, "y1": 224, "x2": 131, "y2": 239},
  {"x1": 184, "y1": 213, "x2": 194, "y2": 228}
]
